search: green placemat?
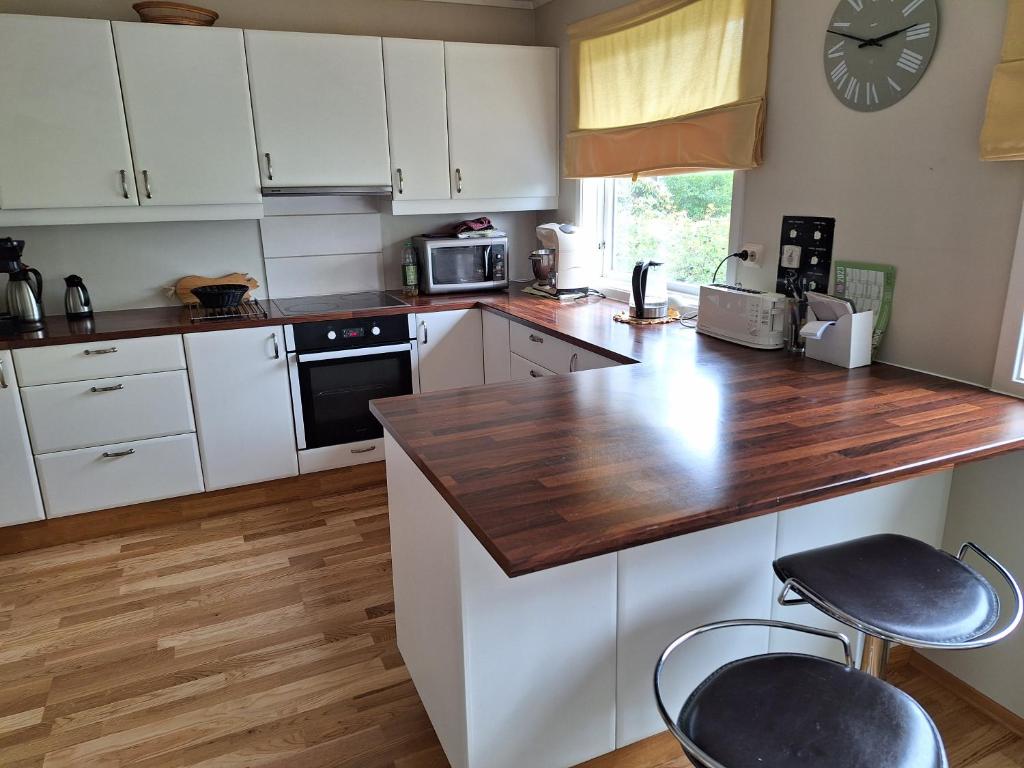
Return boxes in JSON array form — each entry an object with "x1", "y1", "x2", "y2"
[{"x1": 833, "y1": 261, "x2": 897, "y2": 354}]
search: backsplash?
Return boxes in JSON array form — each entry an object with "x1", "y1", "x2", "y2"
[{"x1": 1, "y1": 203, "x2": 541, "y2": 313}]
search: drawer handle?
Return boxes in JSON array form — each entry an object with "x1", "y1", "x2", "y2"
[
  {"x1": 102, "y1": 448, "x2": 135, "y2": 458},
  {"x1": 84, "y1": 347, "x2": 118, "y2": 356},
  {"x1": 529, "y1": 369, "x2": 543, "y2": 378},
  {"x1": 271, "y1": 334, "x2": 280, "y2": 360},
  {"x1": 0, "y1": 357, "x2": 7, "y2": 389},
  {"x1": 570, "y1": 352, "x2": 579, "y2": 373},
  {"x1": 529, "y1": 334, "x2": 544, "y2": 343},
  {"x1": 351, "y1": 445, "x2": 377, "y2": 454},
  {"x1": 90, "y1": 383, "x2": 124, "y2": 393},
  {"x1": 265, "y1": 152, "x2": 273, "y2": 181},
  {"x1": 420, "y1": 321, "x2": 428, "y2": 345}
]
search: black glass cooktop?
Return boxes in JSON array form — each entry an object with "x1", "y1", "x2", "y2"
[{"x1": 273, "y1": 292, "x2": 408, "y2": 317}]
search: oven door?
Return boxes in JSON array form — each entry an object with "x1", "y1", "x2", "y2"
[{"x1": 289, "y1": 343, "x2": 416, "y2": 450}]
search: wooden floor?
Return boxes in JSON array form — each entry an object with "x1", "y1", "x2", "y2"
[{"x1": 0, "y1": 467, "x2": 1021, "y2": 768}]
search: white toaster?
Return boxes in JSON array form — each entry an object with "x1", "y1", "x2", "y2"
[{"x1": 696, "y1": 284, "x2": 787, "y2": 350}]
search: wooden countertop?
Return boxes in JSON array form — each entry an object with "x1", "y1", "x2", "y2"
[
  {"x1": 371, "y1": 290, "x2": 1024, "y2": 577},
  {"x1": 7, "y1": 289, "x2": 1024, "y2": 579}
]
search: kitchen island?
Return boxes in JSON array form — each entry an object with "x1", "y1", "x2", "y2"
[{"x1": 370, "y1": 291, "x2": 1024, "y2": 768}]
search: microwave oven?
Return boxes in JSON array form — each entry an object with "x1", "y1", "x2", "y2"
[{"x1": 413, "y1": 236, "x2": 509, "y2": 294}]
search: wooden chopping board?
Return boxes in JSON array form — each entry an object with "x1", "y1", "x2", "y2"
[{"x1": 175, "y1": 273, "x2": 260, "y2": 305}]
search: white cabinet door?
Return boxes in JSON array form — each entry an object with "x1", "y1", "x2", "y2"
[
  {"x1": 185, "y1": 326, "x2": 298, "y2": 490},
  {"x1": 416, "y1": 310, "x2": 485, "y2": 393},
  {"x1": 0, "y1": 352, "x2": 44, "y2": 526},
  {"x1": 112, "y1": 23, "x2": 261, "y2": 206},
  {"x1": 0, "y1": 15, "x2": 137, "y2": 210},
  {"x1": 445, "y1": 43, "x2": 557, "y2": 200},
  {"x1": 383, "y1": 38, "x2": 451, "y2": 201},
  {"x1": 482, "y1": 311, "x2": 511, "y2": 384},
  {"x1": 571, "y1": 346, "x2": 621, "y2": 372},
  {"x1": 245, "y1": 31, "x2": 391, "y2": 188}
]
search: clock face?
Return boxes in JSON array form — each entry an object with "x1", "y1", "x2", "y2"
[{"x1": 823, "y1": 0, "x2": 939, "y2": 112}]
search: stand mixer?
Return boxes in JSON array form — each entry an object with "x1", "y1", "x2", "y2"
[
  {"x1": 1, "y1": 238, "x2": 44, "y2": 330},
  {"x1": 532, "y1": 224, "x2": 592, "y2": 299}
]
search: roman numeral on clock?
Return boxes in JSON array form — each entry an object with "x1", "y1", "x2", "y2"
[
  {"x1": 866, "y1": 82, "x2": 879, "y2": 106},
  {"x1": 847, "y1": 0, "x2": 864, "y2": 11},
  {"x1": 897, "y1": 48, "x2": 923, "y2": 73},
  {"x1": 831, "y1": 59, "x2": 849, "y2": 83},
  {"x1": 906, "y1": 22, "x2": 931, "y2": 40},
  {"x1": 845, "y1": 76, "x2": 860, "y2": 103},
  {"x1": 903, "y1": 0, "x2": 926, "y2": 16},
  {"x1": 828, "y1": 40, "x2": 845, "y2": 58}
]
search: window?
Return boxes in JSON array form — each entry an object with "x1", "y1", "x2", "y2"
[{"x1": 581, "y1": 171, "x2": 736, "y2": 293}]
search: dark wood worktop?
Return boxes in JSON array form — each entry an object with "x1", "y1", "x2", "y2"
[
  {"x1": 7, "y1": 289, "x2": 1024, "y2": 580},
  {"x1": 371, "y1": 291, "x2": 1024, "y2": 577}
]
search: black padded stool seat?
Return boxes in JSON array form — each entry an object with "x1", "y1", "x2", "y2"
[
  {"x1": 677, "y1": 653, "x2": 947, "y2": 768},
  {"x1": 774, "y1": 534, "x2": 999, "y2": 644}
]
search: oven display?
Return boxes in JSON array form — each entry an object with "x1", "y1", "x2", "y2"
[{"x1": 340, "y1": 328, "x2": 364, "y2": 339}]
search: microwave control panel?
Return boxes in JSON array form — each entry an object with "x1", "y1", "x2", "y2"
[{"x1": 490, "y1": 245, "x2": 506, "y2": 282}]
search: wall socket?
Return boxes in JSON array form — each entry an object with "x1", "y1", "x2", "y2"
[{"x1": 741, "y1": 243, "x2": 764, "y2": 268}]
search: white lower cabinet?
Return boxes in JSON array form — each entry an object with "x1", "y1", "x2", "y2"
[
  {"x1": 572, "y1": 346, "x2": 621, "y2": 372},
  {"x1": 0, "y1": 351, "x2": 45, "y2": 526},
  {"x1": 510, "y1": 352, "x2": 557, "y2": 381},
  {"x1": 482, "y1": 311, "x2": 511, "y2": 384},
  {"x1": 415, "y1": 310, "x2": 485, "y2": 393},
  {"x1": 35, "y1": 433, "x2": 203, "y2": 518},
  {"x1": 21, "y1": 369, "x2": 195, "y2": 454},
  {"x1": 185, "y1": 326, "x2": 298, "y2": 490}
]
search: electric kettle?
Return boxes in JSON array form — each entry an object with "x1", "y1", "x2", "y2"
[
  {"x1": 7, "y1": 268, "x2": 44, "y2": 329},
  {"x1": 629, "y1": 261, "x2": 669, "y2": 319},
  {"x1": 64, "y1": 274, "x2": 93, "y2": 319}
]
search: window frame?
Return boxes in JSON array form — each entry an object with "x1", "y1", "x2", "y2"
[
  {"x1": 991, "y1": 200, "x2": 1024, "y2": 398},
  {"x1": 578, "y1": 171, "x2": 746, "y2": 298}
]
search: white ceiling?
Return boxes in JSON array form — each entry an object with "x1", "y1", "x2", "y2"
[{"x1": 416, "y1": 0, "x2": 554, "y2": 10}]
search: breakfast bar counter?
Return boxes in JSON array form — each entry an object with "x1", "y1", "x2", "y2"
[{"x1": 368, "y1": 290, "x2": 1024, "y2": 768}]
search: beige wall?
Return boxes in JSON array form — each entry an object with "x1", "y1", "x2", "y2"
[
  {"x1": 536, "y1": 0, "x2": 1024, "y2": 386},
  {"x1": 0, "y1": 0, "x2": 535, "y2": 44}
]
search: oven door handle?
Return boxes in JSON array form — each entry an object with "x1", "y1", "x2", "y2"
[{"x1": 295, "y1": 343, "x2": 414, "y2": 363}]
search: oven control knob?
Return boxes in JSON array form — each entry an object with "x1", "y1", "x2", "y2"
[
  {"x1": 371, "y1": 326, "x2": 381, "y2": 336},
  {"x1": 327, "y1": 330, "x2": 337, "y2": 340}
]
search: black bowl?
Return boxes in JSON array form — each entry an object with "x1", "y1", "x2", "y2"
[{"x1": 190, "y1": 284, "x2": 249, "y2": 309}]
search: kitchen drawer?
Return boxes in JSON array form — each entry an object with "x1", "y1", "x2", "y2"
[
  {"x1": 509, "y1": 322, "x2": 573, "y2": 374},
  {"x1": 13, "y1": 335, "x2": 186, "y2": 386},
  {"x1": 510, "y1": 352, "x2": 558, "y2": 381},
  {"x1": 35, "y1": 433, "x2": 204, "y2": 518},
  {"x1": 21, "y1": 370, "x2": 195, "y2": 454}
]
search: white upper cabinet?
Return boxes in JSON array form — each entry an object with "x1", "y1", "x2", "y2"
[
  {"x1": 0, "y1": 15, "x2": 137, "y2": 210},
  {"x1": 112, "y1": 23, "x2": 261, "y2": 206},
  {"x1": 383, "y1": 38, "x2": 452, "y2": 202},
  {"x1": 444, "y1": 43, "x2": 558, "y2": 200},
  {"x1": 245, "y1": 31, "x2": 391, "y2": 188}
]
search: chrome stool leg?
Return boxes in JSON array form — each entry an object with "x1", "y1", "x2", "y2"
[{"x1": 860, "y1": 635, "x2": 890, "y2": 679}]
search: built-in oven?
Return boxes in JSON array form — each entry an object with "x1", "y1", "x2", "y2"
[
  {"x1": 285, "y1": 314, "x2": 418, "y2": 474},
  {"x1": 412, "y1": 235, "x2": 509, "y2": 294}
]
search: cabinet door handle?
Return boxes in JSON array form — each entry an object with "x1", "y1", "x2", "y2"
[
  {"x1": 0, "y1": 358, "x2": 7, "y2": 389},
  {"x1": 420, "y1": 321, "x2": 428, "y2": 345},
  {"x1": 351, "y1": 445, "x2": 377, "y2": 454},
  {"x1": 90, "y1": 383, "x2": 124, "y2": 393},
  {"x1": 265, "y1": 152, "x2": 273, "y2": 181},
  {"x1": 396, "y1": 168, "x2": 404, "y2": 195},
  {"x1": 271, "y1": 334, "x2": 280, "y2": 360},
  {"x1": 102, "y1": 448, "x2": 135, "y2": 459},
  {"x1": 119, "y1": 169, "x2": 130, "y2": 199},
  {"x1": 455, "y1": 167, "x2": 463, "y2": 194},
  {"x1": 84, "y1": 347, "x2": 118, "y2": 355},
  {"x1": 570, "y1": 352, "x2": 579, "y2": 372},
  {"x1": 142, "y1": 170, "x2": 152, "y2": 199},
  {"x1": 529, "y1": 369, "x2": 543, "y2": 378},
  {"x1": 529, "y1": 334, "x2": 544, "y2": 343}
]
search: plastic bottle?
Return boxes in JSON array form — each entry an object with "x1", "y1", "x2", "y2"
[{"x1": 401, "y1": 241, "x2": 419, "y2": 297}]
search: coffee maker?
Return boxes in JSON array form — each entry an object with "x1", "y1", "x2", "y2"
[{"x1": 1, "y1": 238, "x2": 44, "y2": 329}]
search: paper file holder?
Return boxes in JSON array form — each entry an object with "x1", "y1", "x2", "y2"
[{"x1": 802, "y1": 310, "x2": 873, "y2": 368}]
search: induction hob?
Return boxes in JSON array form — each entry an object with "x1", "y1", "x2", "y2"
[{"x1": 273, "y1": 292, "x2": 408, "y2": 317}]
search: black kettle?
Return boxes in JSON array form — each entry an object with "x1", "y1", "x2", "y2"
[{"x1": 64, "y1": 274, "x2": 93, "y2": 319}]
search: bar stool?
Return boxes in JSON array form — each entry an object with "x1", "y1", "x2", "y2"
[
  {"x1": 773, "y1": 534, "x2": 1023, "y2": 677},
  {"x1": 654, "y1": 619, "x2": 948, "y2": 768}
]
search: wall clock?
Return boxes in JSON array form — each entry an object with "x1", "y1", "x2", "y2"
[{"x1": 823, "y1": 0, "x2": 939, "y2": 112}]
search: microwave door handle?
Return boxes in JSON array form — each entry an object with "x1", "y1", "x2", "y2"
[{"x1": 483, "y1": 246, "x2": 492, "y2": 281}]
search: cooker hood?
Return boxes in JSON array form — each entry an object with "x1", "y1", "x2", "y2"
[{"x1": 261, "y1": 185, "x2": 393, "y2": 197}]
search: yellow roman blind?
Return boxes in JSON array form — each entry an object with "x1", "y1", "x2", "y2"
[
  {"x1": 565, "y1": 0, "x2": 772, "y2": 179},
  {"x1": 981, "y1": 0, "x2": 1024, "y2": 161}
]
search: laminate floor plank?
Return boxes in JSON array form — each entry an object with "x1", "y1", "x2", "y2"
[{"x1": 0, "y1": 468, "x2": 1016, "y2": 767}]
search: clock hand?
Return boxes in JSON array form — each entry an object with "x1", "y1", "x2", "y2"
[
  {"x1": 827, "y1": 29, "x2": 881, "y2": 46},
  {"x1": 858, "y1": 24, "x2": 917, "y2": 48}
]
